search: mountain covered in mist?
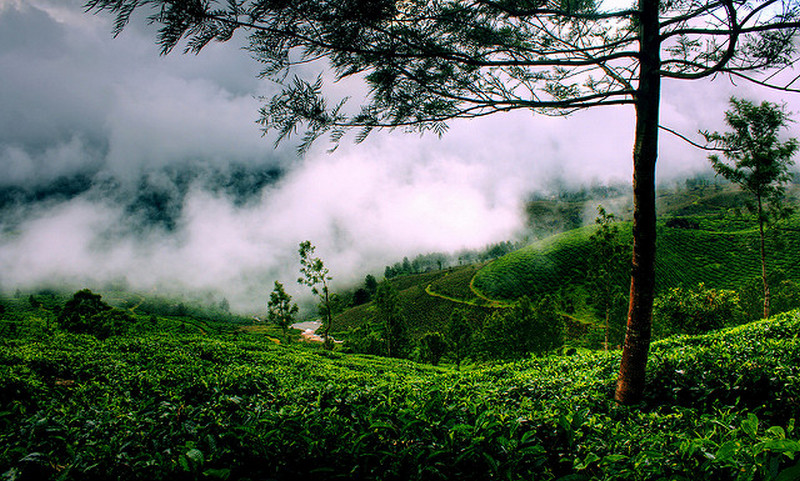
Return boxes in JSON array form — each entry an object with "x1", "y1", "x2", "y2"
[{"x1": 0, "y1": 162, "x2": 283, "y2": 232}]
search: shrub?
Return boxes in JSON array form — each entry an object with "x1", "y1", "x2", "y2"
[
  {"x1": 654, "y1": 283, "x2": 743, "y2": 336},
  {"x1": 58, "y1": 289, "x2": 132, "y2": 338},
  {"x1": 417, "y1": 332, "x2": 447, "y2": 365}
]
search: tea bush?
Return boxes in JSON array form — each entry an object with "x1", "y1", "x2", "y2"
[
  {"x1": 654, "y1": 283, "x2": 744, "y2": 336},
  {"x1": 1, "y1": 311, "x2": 798, "y2": 480}
]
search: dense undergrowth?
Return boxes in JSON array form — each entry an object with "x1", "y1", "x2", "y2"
[{"x1": 1, "y1": 310, "x2": 799, "y2": 480}]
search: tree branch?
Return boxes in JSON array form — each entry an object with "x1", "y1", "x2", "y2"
[{"x1": 659, "y1": 124, "x2": 728, "y2": 151}]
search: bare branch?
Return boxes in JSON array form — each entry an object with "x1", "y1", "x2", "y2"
[{"x1": 659, "y1": 124, "x2": 728, "y2": 151}]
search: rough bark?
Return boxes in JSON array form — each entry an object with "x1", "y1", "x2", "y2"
[{"x1": 614, "y1": 0, "x2": 661, "y2": 405}]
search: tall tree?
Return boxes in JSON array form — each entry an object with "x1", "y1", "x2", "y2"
[
  {"x1": 703, "y1": 98, "x2": 798, "y2": 319},
  {"x1": 87, "y1": 0, "x2": 800, "y2": 404},
  {"x1": 267, "y1": 280, "x2": 299, "y2": 343},
  {"x1": 297, "y1": 241, "x2": 335, "y2": 348}
]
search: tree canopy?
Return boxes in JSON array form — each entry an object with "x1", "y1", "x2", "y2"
[{"x1": 87, "y1": 0, "x2": 800, "y2": 150}]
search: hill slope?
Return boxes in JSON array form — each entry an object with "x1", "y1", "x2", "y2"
[
  {"x1": 473, "y1": 215, "x2": 800, "y2": 301},
  {"x1": 334, "y1": 185, "x2": 800, "y2": 338}
]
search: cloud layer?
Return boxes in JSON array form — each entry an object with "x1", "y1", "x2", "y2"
[{"x1": 1, "y1": 0, "x2": 799, "y2": 311}]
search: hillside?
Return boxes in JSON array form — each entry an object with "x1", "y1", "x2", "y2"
[
  {"x1": 334, "y1": 268, "x2": 495, "y2": 339},
  {"x1": 473, "y1": 215, "x2": 800, "y2": 301},
  {"x1": 334, "y1": 184, "x2": 800, "y2": 340},
  {"x1": 2, "y1": 303, "x2": 799, "y2": 480}
]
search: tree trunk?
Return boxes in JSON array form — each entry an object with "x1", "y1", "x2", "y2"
[
  {"x1": 758, "y1": 196, "x2": 770, "y2": 319},
  {"x1": 614, "y1": 0, "x2": 661, "y2": 405},
  {"x1": 322, "y1": 281, "x2": 334, "y2": 350}
]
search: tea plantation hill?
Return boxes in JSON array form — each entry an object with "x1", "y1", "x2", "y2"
[{"x1": 333, "y1": 184, "x2": 800, "y2": 339}]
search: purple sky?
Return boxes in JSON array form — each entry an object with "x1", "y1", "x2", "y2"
[{"x1": 1, "y1": 0, "x2": 798, "y2": 311}]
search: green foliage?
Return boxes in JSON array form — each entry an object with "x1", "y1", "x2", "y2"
[
  {"x1": 586, "y1": 205, "x2": 630, "y2": 349},
  {"x1": 446, "y1": 309, "x2": 473, "y2": 370},
  {"x1": 704, "y1": 97, "x2": 798, "y2": 318},
  {"x1": 474, "y1": 296, "x2": 564, "y2": 359},
  {"x1": 474, "y1": 214, "x2": 800, "y2": 304},
  {"x1": 1, "y1": 308, "x2": 799, "y2": 480},
  {"x1": 342, "y1": 321, "x2": 386, "y2": 355},
  {"x1": 417, "y1": 332, "x2": 447, "y2": 366},
  {"x1": 427, "y1": 264, "x2": 486, "y2": 304},
  {"x1": 375, "y1": 281, "x2": 410, "y2": 358},
  {"x1": 57, "y1": 289, "x2": 132, "y2": 339},
  {"x1": 654, "y1": 283, "x2": 743, "y2": 336},
  {"x1": 365, "y1": 274, "x2": 378, "y2": 295},
  {"x1": 740, "y1": 272, "x2": 800, "y2": 321},
  {"x1": 267, "y1": 281, "x2": 299, "y2": 343},
  {"x1": 333, "y1": 269, "x2": 492, "y2": 341},
  {"x1": 298, "y1": 240, "x2": 335, "y2": 347},
  {"x1": 703, "y1": 98, "x2": 798, "y2": 222}
]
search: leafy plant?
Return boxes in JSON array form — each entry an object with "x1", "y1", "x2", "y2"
[
  {"x1": 654, "y1": 283, "x2": 743, "y2": 336},
  {"x1": 57, "y1": 289, "x2": 131, "y2": 339},
  {"x1": 267, "y1": 280, "x2": 299, "y2": 343},
  {"x1": 703, "y1": 98, "x2": 799, "y2": 319}
]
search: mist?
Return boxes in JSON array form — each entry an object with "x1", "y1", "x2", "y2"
[{"x1": 2, "y1": 1, "x2": 799, "y2": 312}]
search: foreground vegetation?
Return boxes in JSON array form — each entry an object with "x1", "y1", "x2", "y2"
[{"x1": 1, "y1": 290, "x2": 799, "y2": 480}]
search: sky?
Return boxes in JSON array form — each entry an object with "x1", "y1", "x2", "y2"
[{"x1": 1, "y1": 0, "x2": 799, "y2": 312}]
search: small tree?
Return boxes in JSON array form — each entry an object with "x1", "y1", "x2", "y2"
[
  {"x1": 267, "y1": 281, "x2": 299, "y2": 343},
  {"x1": 364, "y1": 275, "x2": 378, "y2": 296},
  {"x1": 418, "y1": 332, "x2": 447, "y2": 366},
  {"x1": 374, "y1": 280, "x2": 409, "y2": 358},
  {"x1": 586, "y1": 205, "x2": 629, "y2": 351},
  {"x1": 58, "y1": 289, "x2": 131, "y2": 339},
  {"x1": 704, "y1": 98, "x2": 798, "y2": 319},
  {"x1": 446, "y1": 309, "x2": 472, "y2": 371},
  {"x1": 297, "y1": 241, "x2": 335, "y2": 348}
]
